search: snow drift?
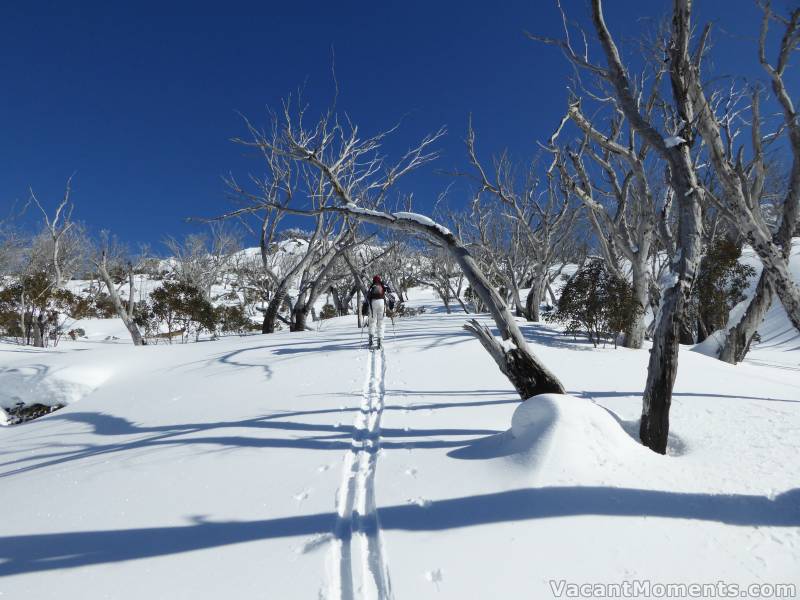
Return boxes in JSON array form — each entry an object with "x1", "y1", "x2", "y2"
[
  {"x1": 0, "y1": 364, "x2": 111, "y2": 411},
  {"x1": 510, "y1": 393, "x2": 653, "y2": 475}
]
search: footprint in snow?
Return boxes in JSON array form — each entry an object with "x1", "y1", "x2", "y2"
[
  {"x1": 404, "y1": 467, "x2": 418, "y2": 477},
  {"x1": 317, "y1": 464, "x2": 330, "y2": 473},
  {"x1": 425, "y1": 568, "x2": 443, "y2": 590},
  {"x1": 294, "y1": 490, "x2": 310, "y2": 502},
  {"x1": 295, "y1": 532, "x2": 333, "y2": 554}
]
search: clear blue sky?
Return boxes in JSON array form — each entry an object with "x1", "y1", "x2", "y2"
[{"x1": 1, "y1": 0, "x2": 794, "y2": 251}]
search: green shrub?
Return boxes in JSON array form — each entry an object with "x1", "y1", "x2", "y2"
[
  {"x1": 216, "y1": 304, "x2": 254, "y2": 334},
  {"x1": 319, "y1": 303, "x2": 337, "y2": 320},
  {"x1": 547, "y1": 260, "x2": 641, "y2": 348},
  {"x1": 149, "y1": 281, "x2": 217, "y2": 340},
  {"x1": 93, "y1": 293, "x2": 118, "y2": 319},
  {"x1": 689, "y1": 238, "x2": 756, "y2": 341}
]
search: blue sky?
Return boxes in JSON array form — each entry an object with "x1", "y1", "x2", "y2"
[{"x1": 1, "y1": 0, "x2": 795, "y2": 251}]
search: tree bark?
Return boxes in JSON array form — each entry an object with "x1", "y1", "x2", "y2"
[
  {"x1": 262, "y1": 285, "x2": 288, "y2": 334},
  {"x1": 591, "y1": 0, "x2": 704, "y2": 454},
  {"x1": 525, "y1": 269, "x2": 547, "y2": 322},
  {"x1": 719, "y1": 270, "x2": 774, "y2": 364},
  {"x1": 291, "y1": 307, "x2": 308, "y2": 332},
  {"x1": 32, "y1": 313, "x2": 44, "y2": 347},
  {"x1": 525, "y1": 287, "x2": 539, "y2": 322},
  {"x1": 747, "y1": 234, "x2": 800, "y2": 332},
  {"x1": 357, "y1": 288, "x2": 363, "y2": 328},
  {"x1": 625, "y1": 258, "x2": 649, "y2": 349},
  {"x1": 638, "y1": 148, "x2": 703, "y2": 454}
]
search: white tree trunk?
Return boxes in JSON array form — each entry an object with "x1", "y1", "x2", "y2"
[
  {"x1": 718, "y1": 270, "x2": 773, "y2": 364},
  {"x1": 97, "y1": 261, "x2": 145, "y2": 346},
  {"x1": 626, "y1": 257, "x2": 650, "y2": 349}
]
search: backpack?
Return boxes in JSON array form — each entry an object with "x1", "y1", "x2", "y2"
[{"x1": 368, "y1": 283, "x2": 385, "y2": 300}]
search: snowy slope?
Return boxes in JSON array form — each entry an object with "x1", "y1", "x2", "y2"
[
  {"x1": 739, "y1": 239, "x2": 800, "y2": 371},
  {"x1": 0, "y1": 287, "x2": 798, "y2": 599},
  {"x1": 693, "y1": 238, "x2": 800, "y2": 371}
]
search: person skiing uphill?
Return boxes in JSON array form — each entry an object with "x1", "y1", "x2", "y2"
[{"x1": 365, "y1": 275, "x2": 394, "y2": 349}]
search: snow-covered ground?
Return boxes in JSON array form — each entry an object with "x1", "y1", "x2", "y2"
[{"x1": 0, "y1": 286, "x2": 798, "y2": 599}]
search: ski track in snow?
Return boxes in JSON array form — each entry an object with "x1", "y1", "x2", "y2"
[{"x1": 329, "y1": 347, "x2": 393, "y2": 600}]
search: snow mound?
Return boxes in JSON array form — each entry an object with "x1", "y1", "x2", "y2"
[
  {"x1": 63, "y1": 317, "x2": 133, "y2": 342},
  {"x1": 511, "y1": 394, "x2": 653, "y2": 475},
  {"x1": 0, "y1": 365, "x2": 112, "y2": 413},
  {"x1": 692, "y1": 329, "x2": 726, "y2": 358}
]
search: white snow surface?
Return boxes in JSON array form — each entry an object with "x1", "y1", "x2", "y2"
[
  {"x1": 0, "y1": 286, "x2": 798, "y2": 598},
  {"x1": 391, "y1": 211, "x2": 453, "y2": 236}
]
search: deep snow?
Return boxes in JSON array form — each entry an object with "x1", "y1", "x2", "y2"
[{"x1": 0, "y1": 286, "x2": 798, "y2": 599}]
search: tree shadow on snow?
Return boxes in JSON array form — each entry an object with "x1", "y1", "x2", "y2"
[
  {"x1": 581, "y1": 390, "x2": 799, "y2": 404},
  {"x1": 1, "y1": 486, "x2": 797, "y2": 576},
  {"x1": 0, "y1": 410, "x2": 502, "y2": 477}
]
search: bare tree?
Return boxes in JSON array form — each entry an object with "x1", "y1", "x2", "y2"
[
  {"x1": 287, "y1": 223, "x2": 366, "y2": 331},
  {"x1": 335, "y1": 239, "x2": 408, "y2": 328},
  {"x1": 532, "y1": 0, "x2": 707, "y2": 453},
  {"x1": 462, "y1": 201, "x2": 534, "y2": 317},
  {"x1": 229, "y1": 94, "x2": 565, "y2": 399},
  {"x1": 221, "y1": 112, "x2": 360, "y2": 334},
  {"x1": 715, "y1": 4, "x2": 800, "y2": 362},
  {"x1": 10, "y1": 179, "x2": 89, "y2": 346},
  {"x1": 165, "y1": 223, "x2": 241, "y2": 302},
  {"x1": 555, "y1": 97, "x2": 664, "y2": 349},
  {"x1": 465, "y1": 124, "x2": 579, "y2": 322},
  {"x1": 414, "y1": 245, "x2": 467, "y2": 314},
  {"x1": 0, "y1": 223, "x2": 24, "y2": 281},
  {"x1": 30, "y1": 177, "x2": 77, "y2": 289},
  {"x1": 92, "y1": 232, "x2": 145, "y2": 346}
]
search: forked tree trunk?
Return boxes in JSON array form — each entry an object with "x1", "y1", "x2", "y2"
[
  {"x1": 97, "y1": 259, "x2": 145, "y2": 346},
  {"x1": 590, "y1": 0, "x2": 704, "y2": 454},
  {"x1": 330, "y1": 288, "x2": 348, "y2": 315},
  {"x1": 719, "y1": 270, "x2": 773, "y2": 364},
  {"x1": 748, "y1": 234, "x2": 800, "y2": 332},
  {"x1": 291, "y1": 307, "x2": 308, "y2": 332},
  {"x1": 263, "y1": 285, "x2": 288, "y2": 333},
  {"x1": 525, "y1": 270, "x2": 547, "y2": 322}
]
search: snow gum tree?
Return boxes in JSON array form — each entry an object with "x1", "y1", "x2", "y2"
[
  {"x1": 227, "y1": 93, "x2": 566, "y2": 399},
  {"x1": 533, "y1": 0, "x2": 706, "y2": 453},
  {"x1": 465, "y1": 123, "x2": 578, "y2": 323},
  {"x1": 91, "y1": 232, "x2": 146, "y2": 346}
]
